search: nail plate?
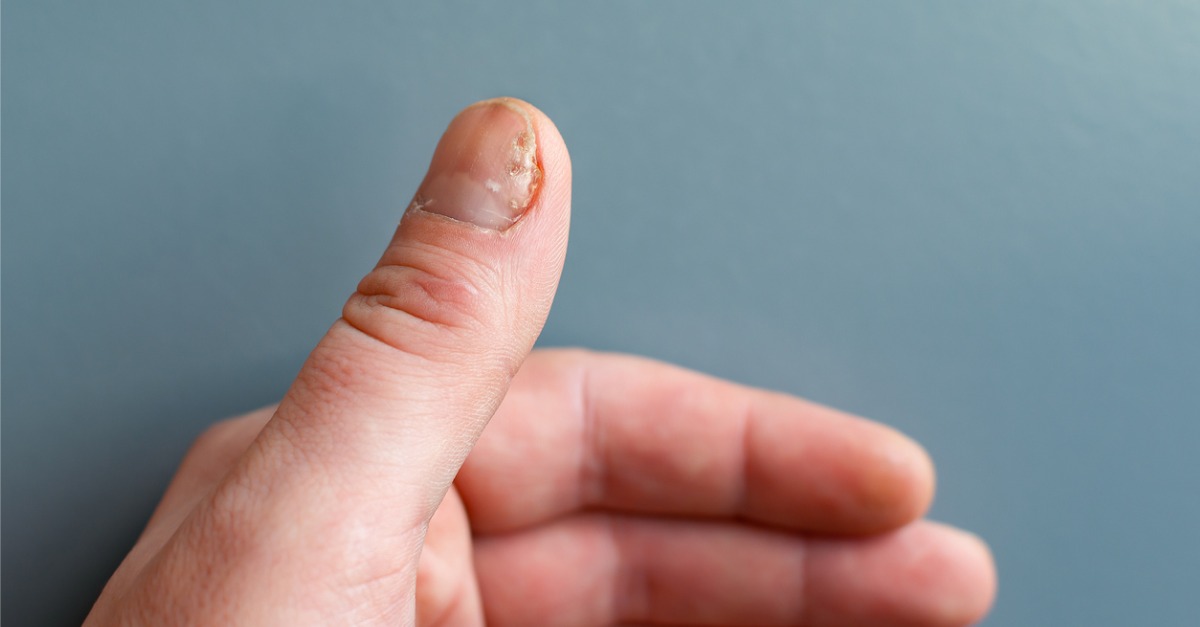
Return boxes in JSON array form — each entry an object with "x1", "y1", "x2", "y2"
[{"x1": 409, "y1": 99, "x2": 541, "y2": 230}]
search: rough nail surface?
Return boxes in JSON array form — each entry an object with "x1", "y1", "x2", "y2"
[{"x1": 409, "y1": 99, "x2": 541, "y2": 230}]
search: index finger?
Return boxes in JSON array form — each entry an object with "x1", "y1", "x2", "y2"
[{"x1": 456, "y1": 349, "x2": 935, "y2": 535}]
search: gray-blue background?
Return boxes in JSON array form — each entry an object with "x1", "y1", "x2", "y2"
[{"x1": 4, "y1": 2, "x2": 1199, "y2": 624}]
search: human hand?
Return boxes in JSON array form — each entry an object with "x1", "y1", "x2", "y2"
[{"x1": 86, "y1": 98, "x2": 995, "y2": 626}]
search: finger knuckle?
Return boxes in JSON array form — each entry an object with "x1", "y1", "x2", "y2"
[{"x1": 343, "y1": 245, "x2": 500, "y2": 356}]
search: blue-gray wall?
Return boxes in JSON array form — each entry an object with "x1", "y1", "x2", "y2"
[{"x1": 4, "y1": 2, "x2": 1199, "y2": 624}]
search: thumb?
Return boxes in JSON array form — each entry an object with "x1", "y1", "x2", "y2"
[
  {"x1": 181, "y1": 98, "x2": 569, "y2": 617},
  {"x1": 264, "y1": 96, "x2": 569, "y2": 513}
]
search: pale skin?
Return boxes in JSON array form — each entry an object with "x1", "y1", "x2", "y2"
[{"x1": 86, "y1": 98, "x2": 996, "y2": 626}]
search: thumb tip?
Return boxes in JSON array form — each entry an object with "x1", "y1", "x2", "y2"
[
  {"x1": 411, "y1": 97, "x2": 570, "y2": 233},
  {"x1": 341, "y1": 94, "x2": 570, "y2": 358}
]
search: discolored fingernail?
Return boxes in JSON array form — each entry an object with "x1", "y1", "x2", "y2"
[{"x1": 407, "y1": 98, "x2": 542, "y2": 230}]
